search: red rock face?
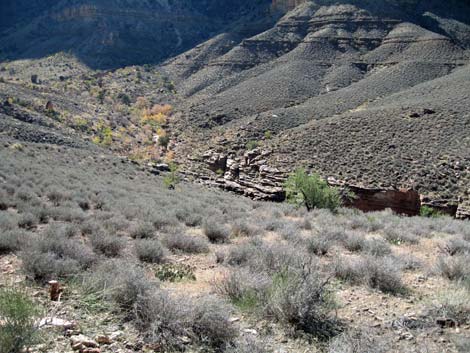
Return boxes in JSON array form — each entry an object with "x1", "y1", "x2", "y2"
[{"x1": 345, "y1": 187, "x2": 421, "y2": 216}]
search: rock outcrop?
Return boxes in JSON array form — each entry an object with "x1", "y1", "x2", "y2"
[{"x1": 194, "y1": 148, "x2": 285, "y2": 201}]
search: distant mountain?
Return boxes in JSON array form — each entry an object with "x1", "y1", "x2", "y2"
[{"x1": 0, "y1": 0, "x2": 273, "y2": 69}]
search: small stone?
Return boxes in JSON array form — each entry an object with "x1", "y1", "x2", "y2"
[
  {"x1": 82, "y1": 349, "x2": 100, "y2": 353},
  {"x1": 95, "y1": 335, "x2": 111, "y2": 345},
  {"x1": 243, "y1": 328, "x2": 258, "y2": 335},
  {"x1": 70, "y1": 335, "x2": 98, "y2": 349}
]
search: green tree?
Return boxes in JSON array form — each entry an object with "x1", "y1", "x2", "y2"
[
  {"x1": 284, "y1": 168, "x2": 342, "y2": 212},
  {"x1": 163, "y1": 162, "x2": 180, "y2": 190}
]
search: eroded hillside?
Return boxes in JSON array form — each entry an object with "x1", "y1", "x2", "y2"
[{"x1": 160, "y1": 0, "x2": 470, "y2": 216}]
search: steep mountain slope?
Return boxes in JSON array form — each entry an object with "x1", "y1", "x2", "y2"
[{"x1": 160, "y1": 0, "x2": 470, "y2": 214}]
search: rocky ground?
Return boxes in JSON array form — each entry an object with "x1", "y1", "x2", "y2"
[{"x1": 0, "y1": 123, "x2": 470, "y2": 351}]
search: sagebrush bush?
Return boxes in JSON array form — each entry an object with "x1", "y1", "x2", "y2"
[
  {"x1": 364, "y1": 256, "x2": 407, "y2": 294},
  {"x1": 29, "y1": 205, "x2": 51, "y2": 224},
  {"x1": 191, "y1": 296, "x2": 237, "y2": 349},
  {"x1": 328, "y1": 329, "x2": 390, "y2": 353},
  {"x1": 382, "y1": 225, "x2": 419, "y2": 245},
  {"x1": 335, "y1": 256, "x2": 406, "y2": 294},
  {"x1": 265, "y1": 268, "x2": 340, "y2": 339},
  {"x1": 441, "y1": 237, "x2": 470, "y2": 256},
  {"x1": 17, "y1": 212, "x2": 38, "y2": 230},
  {"x1": 130, "y1": 222, "x2": 155, "y2": 239},
  {"x1": 342, "y1": 231, "x2": 366, "y2": 252},
  {"x1": 103, "y1": 216, "x2": 130, "y2": 233},
  {"x1": 0, "y1": 213, "x2": 17, "y2": 231},
  {"x1": 397, "y1": 253, "x2": 422, "y2": 271},
  {"x1": 225, "y1": 242, "x2": 257, "y2": 266},
  {"x1": 162, "y1": 231, "x2": 209, "y2": 254},
  {"x1": 427, "y1": 287, "x2": 470, "y2": 326},
  {"x1": 175, "y1": 206, "x2": 202, "y2": 227},
  {"x1": 203, "y1": 217, "x2": 230, "y2": 243},
  {"x1": 46, "y1": 188, "x2": 69, "y2": 205},
  {"x1": 436, "y1": 255, "x2": 470, "y2": 282},
  {"x1": 0, "y1": 190, "x2": 8, "y2": 210},
  {"x1": 84, "y1": 260, "x2": 155, "y2": 311},
  {"x1": 151, "y1": 210, "x2": 179, "y2": 230},
  {"x1": 216, "y1": 269, "x2": 271, "y2": 311},
  {"x1": 307, "y1": 235, "x2": 335, "y2": 256},
  {"x1": 134, "y1": 291, "x2": 190, "y2": 350},
  {"x1": 49, "y1": 204, "x2": 86, "y2": 222},
  {"x1": 362, "y1": 238, "x2": 392, "y2": 256},
  {"x1": 135, "y1": 239, "x2": 167, "y2": 263},
  {"x1": 135, "y1": 292, "x2": 236, "y2": 352},
  {"x1": 0, "y1": 287, "x2": 41, "y2": 353},
  {"x1": 90, "y1": 232, "x2": 125, "y2": 257},
  {"x1": 226, "y1": 337, "x2": 270, "y2": 353},
  {"x1": 80, "y1": 219, "x2": 100, "y2": 235},
  {"x1": 0, "y1": 230, "x2": 30, "y2": 254},
  {"x1": 15, "y1": 188, "x2": 35, "y2": 203},
  {"x1": 21, "y1": 229, "x2": 96, "y2": 281},
  {"x1": 230, "y1": 220, "x2": 260, "y2": 238},
  {"x1": 278, "y1": 222, "x2": 301, "y2": 242}
]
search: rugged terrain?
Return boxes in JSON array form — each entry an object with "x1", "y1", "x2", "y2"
[
  {"x1": 1, "y1": 2, "x2": 470, "y2": 352},
  {"x1": 1, "y1": 108, "x2": 470, "y2": 352},
  {"x1": 0, "y1": 0, "x2": 469, "y2": 215},
  {"x1": 162, "y1": 0, "x2": 470, "y2": 216}
]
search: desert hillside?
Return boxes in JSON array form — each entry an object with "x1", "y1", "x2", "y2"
[{"x1": 0, "y1": 1, "x2": 470, "y2": 352}]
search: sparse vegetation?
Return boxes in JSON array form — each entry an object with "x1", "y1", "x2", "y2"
[{"x1": 1, "y1": 139, "x2": 469, "y2": 352}]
